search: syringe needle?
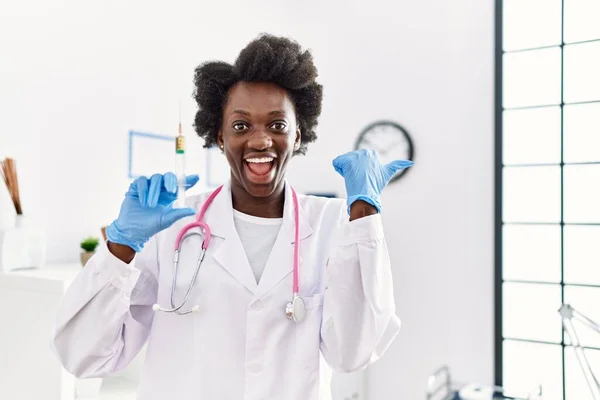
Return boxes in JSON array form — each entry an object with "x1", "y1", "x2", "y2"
[{"x1": 175, "y1": 100, "x2": 186, "y2": 208}]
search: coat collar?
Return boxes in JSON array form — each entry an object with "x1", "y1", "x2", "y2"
[{"x1": 192, "y1": 180, "x2": 313, "y2": 301}]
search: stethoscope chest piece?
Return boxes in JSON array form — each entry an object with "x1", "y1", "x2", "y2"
[{"x1": 286, "y1": 294, "x2": 306, "y2": 323}]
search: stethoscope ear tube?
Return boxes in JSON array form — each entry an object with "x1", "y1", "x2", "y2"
[
  {"x1": 287, "y1": 188, "x2": 305, "y2": 323},
  {"x1": 151, "y1": 243, "x2": 205, "y2": 315}
]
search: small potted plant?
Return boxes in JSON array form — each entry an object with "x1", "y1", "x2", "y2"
[{"x1": 80, "y1": 236, "x2": 100, "y2": 266}]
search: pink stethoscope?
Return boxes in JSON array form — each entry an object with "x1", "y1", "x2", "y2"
[{"x1": 152, "y1": 185, "x2": 306, "y2": 323}]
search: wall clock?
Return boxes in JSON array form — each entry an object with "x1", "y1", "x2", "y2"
[{"x1": 354, "y1": 120, "x2": 414, "y2": 183}]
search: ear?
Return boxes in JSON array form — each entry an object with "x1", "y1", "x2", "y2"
[
  {"x1": 294, "y1": 127, "x2": 301, "y2": 151},
  {"x1": 217, "y1": 131, "x2": 224, "y2": 150}
]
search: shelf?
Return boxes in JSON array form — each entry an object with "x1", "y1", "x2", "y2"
[{"x1": 0, "y1": 263, "x2": 81, "y2": 294}]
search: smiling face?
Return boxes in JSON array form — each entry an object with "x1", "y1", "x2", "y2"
[{"x1": 217, "y1": 81, "x2": 300, "y2": 199}]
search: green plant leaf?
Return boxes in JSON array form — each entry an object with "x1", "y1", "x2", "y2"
[{"x1": 80, "y1": 236, "x2": 100, "y2": 252}]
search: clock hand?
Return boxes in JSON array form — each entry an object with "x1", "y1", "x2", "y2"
[
  {"x1": 360, "y1": 136, "x2": 391, "y2": 155},
  {"x1": 360, "y1": 137, "x2": 377, "y2": 148},
  {"x1": 378, "y1": 147, "x2": 390, "y2": 156},
  {"x1": 384, "y1": 141, "x2": 409, "y2": 157}
]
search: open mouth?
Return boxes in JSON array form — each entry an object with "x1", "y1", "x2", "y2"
[{"x1": 244, "y1": 157, "x2": 276, "y2": 180}]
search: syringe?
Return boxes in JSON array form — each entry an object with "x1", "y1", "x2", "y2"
[{"x1": 175, "y1": 102, "x2": 186, "y2": 208}]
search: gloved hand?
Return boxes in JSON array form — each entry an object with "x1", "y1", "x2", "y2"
[
  {"x1": 332, "y1": 149, "x2": 413, "y2": 214},
  {"x1": 106, "y1": 172, "x2": 200, "y2": 252}
]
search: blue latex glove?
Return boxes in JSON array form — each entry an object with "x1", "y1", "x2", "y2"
[
  {"x1": 106, "y1": 172, "x2": 200, "y2": 252},
  {"x1": 332, "y1": 149, "x2": 413, "y2": 214}
]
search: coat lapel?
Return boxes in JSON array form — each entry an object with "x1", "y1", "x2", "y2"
[
  {"x1": 195, "y1": 181, "x2": 258, "y2": 294},
  {"x1": 193, "y1": 181, "x2": 313, "y2": 302},
  {"x1": 249, "y1": 182, "x2": 312, "y2": 305}
]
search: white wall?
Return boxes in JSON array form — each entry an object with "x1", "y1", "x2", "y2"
[{"x1": 0, "y1": 0, "x2": 494, "y2": 398}]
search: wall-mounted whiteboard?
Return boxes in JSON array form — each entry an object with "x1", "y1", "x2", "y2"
[
  {"x1": 128, "y1": 130, "x2": 174, "y2": 179},
  {"x1": 128, "y1": 130, "x2": 226, "y2": 190}
]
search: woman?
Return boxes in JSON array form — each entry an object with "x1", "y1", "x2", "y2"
[{"x1": 51, "y1": 34, "x2": 412, "y2": 400}]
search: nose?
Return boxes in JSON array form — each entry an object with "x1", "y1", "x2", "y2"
[{"x1": 247, "y1": 129, "x2": 273, "y2": 150}]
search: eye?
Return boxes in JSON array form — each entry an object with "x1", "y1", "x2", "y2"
[
  {"x1": 269, "y1": 121, "x2": 288, "y2": 131},
  {"x1": 232, "y1": 122, "x2": 249, "y2": 131}
]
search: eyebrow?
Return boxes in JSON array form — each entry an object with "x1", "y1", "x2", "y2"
[
  {"x1": 231, "y1": 109, "x2": 287, "y2": 117},
  {"x1": 231, "y1": 109, "x2": 251, "y2": 117},
  {"x1": 268, "y1": 110, "x2": 287, "y2": 116}
]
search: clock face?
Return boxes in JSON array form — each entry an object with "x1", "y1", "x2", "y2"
[{"x1": 354, "y1": 120, "x2": 414, "y2": 183}]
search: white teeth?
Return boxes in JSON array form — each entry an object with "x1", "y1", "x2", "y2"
[{"x1": 246, "y1": 157, "x2": 274, "y2": 163}]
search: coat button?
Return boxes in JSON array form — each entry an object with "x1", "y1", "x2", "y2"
[{"x1": 248, "y1": 361, "x2": 261, "y2": 374}]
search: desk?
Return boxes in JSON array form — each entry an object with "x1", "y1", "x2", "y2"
[{"x1": 0, "y1": 264, "x2": 138, "y2": 400}]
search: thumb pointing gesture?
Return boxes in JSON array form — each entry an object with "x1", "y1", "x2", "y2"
[
  {"x1": 331, "y1": 149, "x2": 414, "y2": 214},
  {"x1": 383, "y1": 159, "x2": 414, "y2": 182}
]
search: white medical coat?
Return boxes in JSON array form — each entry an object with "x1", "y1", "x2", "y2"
[{"x1": 51, "y1": 181, "x2": 401, "y2": 400}]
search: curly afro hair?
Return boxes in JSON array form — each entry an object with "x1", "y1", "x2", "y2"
[{"x1": 192, "y1": 33, "x2": 323, "y2": 155}]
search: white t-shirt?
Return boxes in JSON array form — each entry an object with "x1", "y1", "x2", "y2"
[{"x1": 232, "y1": 209, "x2": 283, "y2": 283}]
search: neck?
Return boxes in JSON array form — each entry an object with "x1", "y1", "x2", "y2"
[{"x1": 230, "y1": 180, "x2": 286, "y2": 218}]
